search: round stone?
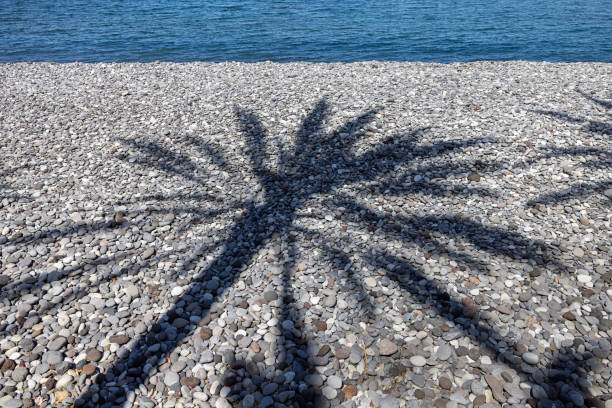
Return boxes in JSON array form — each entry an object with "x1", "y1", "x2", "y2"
[
  {"x1": 322, "y1": 386, "x2": 337, "y2": 399},
  {"x1": 439, "y1": 376, "x2": 452, "y2": 390},
  {"x1": 410, "y1": 355, "x2": 427, "y2": 367},
  {"x1": 327, "y1": 375, "x2": 342, "y2": 389},
  {"x1": 86, "y1": 348, "x2": 103, "y2": 362},
  {"x1": 522, "y1": 352, "x2": 539, "y2": 365},
  {"x1": 164, "y1": 371, "x2": 180, "y2": 387}
]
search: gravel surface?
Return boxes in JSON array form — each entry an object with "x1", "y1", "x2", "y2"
[{"x1": 0, "y1": 61, "x2": 610, "y2": 408}]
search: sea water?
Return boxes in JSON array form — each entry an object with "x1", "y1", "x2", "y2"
[{"x1": 1, "y1": 0, "x2": 611, "y2": 62}]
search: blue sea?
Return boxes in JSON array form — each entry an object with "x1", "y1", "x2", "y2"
[{"x1": 1, "y1": 0, "x2": 611, "y2": 63}]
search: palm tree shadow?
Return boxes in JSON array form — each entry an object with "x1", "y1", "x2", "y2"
[
  {"x1": 330, "y1": 199, "x2": 603, "y2": 406},
  {"x1": 533, "y1": 89, "x2": 611, "y2": 136},
  {"x1": 70, "y1": 95, "x2": 607, "y2": 408},
  {"x1": 74, "y1": 98, "x2": 431, "y2": 407}
]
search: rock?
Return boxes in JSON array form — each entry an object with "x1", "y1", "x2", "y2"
[
  {"x1": 82, "y1": 364, "x2": 96, "y2": 375},
  {"x1": 562, "y1": 311, "x2": 576, "y2": 320},
  {"x1": 322, "y1": 386, "x2": 337, "y2": 399},
  {"x1": 343, "y1": 385, "x2": 358, "y2": 399},
  {"x1": 317, "y1": 344, "x2": 330, "y2": 356},
  {"x1": 137, "y1": 397, "x2": 156, "y2": 408},
  {"x1": 327, "y1": 375, "x2": 342, "y2": 389},
  {"x1": 1, "y1": 399, "x2": 23, "y2": 408},
  {"x1": 201, "y1": 350, "x2": 214, "y2": 363},
  {"x1": 467, "y1": 172, "x2": 481, "y2": 182},
  {"x1": 55, "y1": 391, "x2": 70, "y2": 404},
  {"x1": 305, "y1": 374, "x2": 323, "y2": 387},
  {"x1": 1, "y1": 359, "x2": 16, "y2": 373},
  {"x1": 86, "y1": 348, "x2": 102, "y2": 362},
  {"x1": 164, "y1": 371, "x2": 180, "y2": 387},
  {"x1": 215, "y1": 398, "x2": 232, "y2": 408},
  {"x1": 55, "y1": 373, "x2": 73, "y2": 389},
  {"x1": 378, "y1": 339, "x2": 399, "y2": 356},
  {"x1": 171, "y1": 286, "x2": 184, "y2": 297},
  {"x1": 109, "y1": 334, "x2": 130, "y2": 345},
  {"x1": 364, "y1": 277, "x2": 377, "y2": 287},
  {"x1": 11, "y1": 366, "x2": 28, "y2": 382},
  {"x1": 531, "y1": 384, "x2": 548, "y2": 400},
  {"x1": 47, "y1": 337, "x2": 67, "y2": 351},
  {"x1": 263, "y1": 291, "x2": 278, "y2": 302},
  {"x1": 380, "y1": 396, "x2": 400, "y2": 408},
  {"x1": 522, "y1": 352, "x2": 539, "y2": 365},
  {"x1": 334, "y1": 345, "x2": 350, "y2": 359},
  {"x1": 436, "y1": 344, "x2": 452, "y2": 361},
  {"x1": 142, "y1": 247, "x2": 156, "y2": 259},
  {"x1": 439, "y1": 376, "x2": 452, "y2": 390},
  {"x1": 125, "y1": 284, "x2": 139, "y2": 297},
  {"x1": 200, "y1": 327, "x2": 213, "y2": 340},
  {"x1": 410, "y1": 355, "x2": 427, "y2": 367},
  {"x1": 323, "y1": 294, "x2": 337, "y2": 307},
  {"x1": 43, "y1": 351, "x2": 63, "y2": 365}
]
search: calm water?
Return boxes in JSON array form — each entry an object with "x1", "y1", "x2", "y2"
[{"x1": 1, "y1": 0, "x2": 611, "y2": 63}]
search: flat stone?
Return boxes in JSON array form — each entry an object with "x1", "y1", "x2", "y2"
[
  {"x1": 142, "y1": 247, "x2": 156, "y2": 259},
  {"x1": 439, "y1": 376, "x2": 452, "y2": 390},
  {"x1": 322, "y1": 386, "x2": 337, "y2": 399},
  {"x1": 378, "y1": 339, "x2": 399, "y2": 356},
  {"x1": 164, "y1": 371, "x2": 180, "y2": 387},
  {"x1": 344, "y1": 385, "x2": 358, "y2": 399},
  {"x1": 47, "y1": 337, "x2": 67, "y2": 351},
  {"x1": 380, "y1": 397, "x2": 400, "y2": 408},
  {"x1": 410, "y1": 355, "x2": 427, "y2": 367},
  {"x1": 522, "y1": 352, "x2": 539, "y2": 365},
  {"x1": 200, "y1": 327, "x2": 213, "y2": 340},
  {"x1": 11, "y1": 366, "x2": 28, "y2": 382},
  {"x1": 109, "y1": 334, "x2": 130, "y2": 345},
  {"x1": 43, "y1": 351, "x2": 63, "y2": 365},
  {"x1": 86, "y1": 348, "x2": 103, "y2": 362},
  {"x1": 436, "y1": 344, "x2": 452, "y2": 361},
  {"x1": 467, "y1": 172, "x2": 481, "y2": 182},
  {"x1": 327, "y1": 375, "x2": 342, "y2": 389},
  {"x1": 334, "y1": 345, "x2": 350, "y2": 359},
  {"x1": 82, "y1": 364, "x2": 96, "y2": 375}
]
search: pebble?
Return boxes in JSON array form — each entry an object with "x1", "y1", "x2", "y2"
[
  {"x1": 0, "y1": 62, "x2": 608, "y2": 408},
  {"x1": 522, "y1": 352, "x2": 540, "y2": 365},
  {"x1": 410, "y1": 355, "x2": 427, "y2": 367},
  {"x1": 164, "y1": 371, "x2": 180, "y2": 387},
  {"x1": 378, "y1": 339, "x2": 399, "y2": 356}
]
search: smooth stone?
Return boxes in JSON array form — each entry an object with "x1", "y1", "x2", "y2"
[
  {"x1": 436, "y1": 344, "x2": 452, "y2": 361},
  {"x1": 215, "y1": 398, "x2": 232, "y2": 408},
  {"x1": 322, "y1": 386, "x2": 337, "y2": 399},
  {"x1": 164, "y1": 371, "x2": 180, "y2": 387},
  {"x1": 380, "y1": 396, "x2": 400, "y2": 408},
  {"x1": 43, "y1": 351, "x2": 63, "y2": 365},
  {"x1": 410, "y1": 355, "x2": 427, "y2": 367},
  {"x1": 378, "y1": 339, "x2": 399, "y2": 356},
  {"x1": 522, "y1": 352, "x2": 539, "y2": 365},
  {"x1": 47, "y1": 337, "x2": 67, "y2": 351},
  {"x1": 327, "y1": 375, "x2": 342, "y2": 389}
]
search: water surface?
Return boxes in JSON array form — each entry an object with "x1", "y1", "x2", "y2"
[{"x1": 1, "y1": 0, "x2": 611, "y2": 62}]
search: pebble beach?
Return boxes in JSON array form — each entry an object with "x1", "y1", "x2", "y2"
[{"x1": 0, "y1": 61, "x2": 610, "y2": 408}]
